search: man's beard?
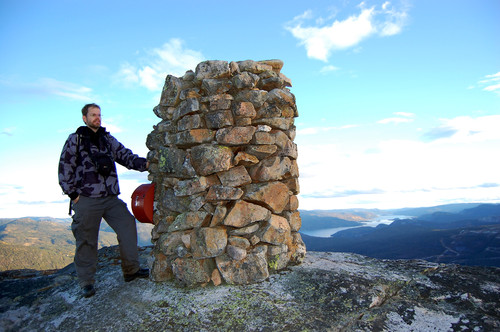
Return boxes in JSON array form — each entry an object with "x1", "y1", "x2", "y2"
[{"x1": 86, "y1": 120, "x2": 101, "y2": 131}]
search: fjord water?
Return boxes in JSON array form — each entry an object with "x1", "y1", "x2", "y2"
[{"x1": 301, "y1": 215, "x2": 414, "y2": 238}]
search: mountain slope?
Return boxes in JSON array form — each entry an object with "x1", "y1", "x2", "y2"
[
  {"x1": 302, "y1": 204, "x2": 500, "y2": 267},
  {"x1": 0, "y1": 218, "x2": 152, "y2": 271}
]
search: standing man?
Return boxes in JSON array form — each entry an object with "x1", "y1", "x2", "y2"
[{"x1": 59, "y1": 103, "x2": 149, "y2": 298}]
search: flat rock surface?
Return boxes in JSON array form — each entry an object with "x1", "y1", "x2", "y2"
[{"x1": 1, "y1": 246, "x2": 499, "y2": 331}]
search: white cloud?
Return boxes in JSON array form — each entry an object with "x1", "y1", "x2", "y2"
[
  {"x1": 320, "y1": 65, "x2": 340, "y2": 74},
  {"x1": 484, "y1": 83, "x2": 500, "y2": 92},
  {"x1": 0, "y1": 77, "x2": 94, "y2": 101},
  {"x1": 394, "y1": 112, "x2": 415, "y2": 117},
  {"x1": 40, "y1": 78, "x2": 94, "y2": 101},
  {"x1": 478, "y1": 71, "x2": 500, "y2": 95},
  {"x1": 286, "y1": 1, "x2": 410, "y2": 61},
  {"x1": 116, "y1": 63, "x2": 139, "y2": 85},
  {"x1": 423, "y1": 115, "x2": 500, "y2": 143},
  {"x1": 297, "y1": 123, "x2": 359, "y2": 136},
  {"x1": 378, "y1": 112, "x2": 415, "y2": 124},
  {"x1": 1, "y1": 127, "x2": 16, "y2": 136},
  {"x1": 116, "y1": 38, "x2": 205, "y2": 91},
  {"x1": 297, "y1": 114, "x2": 500, "y2": 210},
  {"x1": 101, "y1": 121, "x2": 123, "y2": 134},
  {"x1": 378, "y1": 1, "x2": 408, "y2": 36},
  {"x1": 378, "y1": 117, "x2": 413, "y2": 124}
]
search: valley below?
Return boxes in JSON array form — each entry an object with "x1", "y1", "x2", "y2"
[
  {"x1": 300, "y1": 203, "x2": 500, "y2": 267},
  {"x1": 1, "y1": 203, "x2": 499, "y2": 271}
]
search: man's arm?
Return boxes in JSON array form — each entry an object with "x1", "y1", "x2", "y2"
[{"x1": 107, "y1": 134, "x2": 148, "y2": 172}]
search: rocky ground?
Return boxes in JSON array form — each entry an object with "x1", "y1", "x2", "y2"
[{"x1": 1, "y1": 246, "x2": 499, "y2": 331}]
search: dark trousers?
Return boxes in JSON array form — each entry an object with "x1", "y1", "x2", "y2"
[{"x1": 71, "y1": 195, "x2": 139, "y2": 286}]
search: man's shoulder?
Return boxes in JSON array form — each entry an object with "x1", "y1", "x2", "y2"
[
  {"x1": 65, "y1": 131, "x2": 78, "y2": 142},
  {"x1": 76, "y1": 126, "x2": 91, "y2": 136}
]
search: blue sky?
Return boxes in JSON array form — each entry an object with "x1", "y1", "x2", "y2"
[{"x1": 1, "y1": 0, "x2": 499, "y2": 218}]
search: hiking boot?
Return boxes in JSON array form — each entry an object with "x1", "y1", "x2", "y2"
[
  {"x1": 82, "y1": 284, "x2": 96, "y2": 298},
  {"x1": 124, "y1": 268, "x2": 149, "y2": 282}
]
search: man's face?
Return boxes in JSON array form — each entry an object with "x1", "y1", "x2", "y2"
[{"x1": 83, "y1": 107, "x2": 101, "y2": 131}]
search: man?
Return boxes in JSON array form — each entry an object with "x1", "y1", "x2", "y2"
[{"x1": 59, "y1": 103, "x2": 149, "y2": 298}]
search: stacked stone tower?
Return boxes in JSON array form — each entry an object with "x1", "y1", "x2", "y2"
[{"x1": 146, "y1": 59, "x2": 306, "y2": 286}]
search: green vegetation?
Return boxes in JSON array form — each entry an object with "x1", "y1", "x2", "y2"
[
  {"x1": 0, "y1": 218, "x2": 118, "y2": 271},
  {"x1": 0, "y1": 243, "x2": 74, "y2": 271}
]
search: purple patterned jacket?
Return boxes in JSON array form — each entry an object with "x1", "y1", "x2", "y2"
[{"x1": 58, "y1": 126, "x2": 147, "y2": 200}]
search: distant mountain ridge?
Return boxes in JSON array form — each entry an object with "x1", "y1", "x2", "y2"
[
  {"x1": 1, "y1": 203, "x2": 497, "y2": 271},
  {"x1": 301, "y1": 203, "x2": 500, "y2": 267}
]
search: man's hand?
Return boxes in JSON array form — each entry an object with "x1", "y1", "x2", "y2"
[{"x1": 73, "y1": 196, "x2": 80, "y2": 204}]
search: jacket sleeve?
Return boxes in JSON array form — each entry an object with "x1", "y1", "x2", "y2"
[
  {"x1": 108, "y1": 134, "x2": 148, "y2": 172},
  {"x1": 58, "y1": 134, "x2": 80, "y2": 200}
]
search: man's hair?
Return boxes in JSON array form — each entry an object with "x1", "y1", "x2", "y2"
[{"x1": 82, "y1": 103, "x2": 101, "y2": 116}]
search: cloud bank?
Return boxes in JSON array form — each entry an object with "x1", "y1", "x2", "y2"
[
  {"x1": 116, "y1": 38, "x2": 205, "y2": 91},
  {"x1": 297, "y1": 114, "x2": 500, "y2": 210},
  {"x1": 423, "y1": 115, "x2": 500, "y2": 142},
  {"x1": 286, "y1": 1, "x2": 410, "y2": 61},
  {"x1": 479, "y1": 71, "x2": 500, "y2": 95}
]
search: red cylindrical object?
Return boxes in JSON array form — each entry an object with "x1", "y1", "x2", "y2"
[{"x1": 131, "y1": 183, "x2": 155, "y2": 224}]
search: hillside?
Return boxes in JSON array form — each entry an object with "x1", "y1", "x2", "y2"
[
  {"x1": 299, "y1": 211, "x2": 363, "y2": 232},
  {"x1": 302, "y1": 204, "x2": 500, "y2": 267},
  {"x1": 300, "y1": 209, "x2": 380, "y2": 222},
  {"x1": 0, "y1": 218, "x2": 153, "y2": 271},
  {"x1": 0, "y1": 246, "x2": 498, "y2": 331}
]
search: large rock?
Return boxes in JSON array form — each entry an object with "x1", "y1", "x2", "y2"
[
  {"x1": 157, "y1": 147, "x2": 196, "y2": 178},
  {"x1": 248, "y1": 156, "x2": 292, "y2": 182},
  {"x1": 175, "y1": 129, "x2": 215, "y2": 147},
  {"x1": 205, "y1": 110, "x2": 234, "y2": 129},
  {"x1": 237, "y1": 60, "x2": 273, "y2": 74},
  {"x1": 150, "y1": 251, "x2": 173, "y2": 281},
  {"x1": 190, "y1": 227, "x2": 227, "y2": 259},
  {"x1": 190, "y1": 144, "x2": 233, "y2": 176},
  {"x1": 157, "y1": 230, "x2": 191, "y2": 256},
  {"x1": 204, "y1": 93, "x2": 233, "y2": 111},
  {"x1": 159, "y1": 75, "x2": 183, "y2": 107},
  {"x1": 171, "y1": 257, "x2": 213, "y2": 287},
  {"x1": 257, "y1": 214, "x2": 291, "y2": 246},
  {"x1": 216, "y1": 246, "x2": 269, "y2": 284},
  {"x1": 289, "y1": 232, "x2": 306, "y2": 264},
  {"x1": 232, "y1": 101, "x2": 256, "y2": 118},
  {"x1": 195, "y1": 60, "x2": 231, "y2": 80},
  {"x1": 283, "y1": 210, "x2": 301, "y2": 232},
  {"x1": 232, "y1": 72, "x2": 259, "y2": 89},
  {"x1": 223, "y1": 200, "x2": 271, "y2": 228},
  {"x1": 244, "y1": 145, "x2": 278, "y2": 160},
  {"x1": 173, "y1": 177, "x2": 208, "y2": 197},
  {"x1": 168, "y1": 212, "x2": 210, "y2": 232},
  {"x1": 243, "y1": 181, "x2": 290, "y2": 214},
  {"x1": 173, "y1": 98, "x2": 200, "y2": 121},
  {"x1": 206, "y1": 185, "x2": 243, "y2": 201},
  {"x1": 201, "y1": 78, "x2": 232, "y2": 95},
  {"x1": 161, "y1": 188, "x2": 205, "y2": 213},
  {"x1": 177, "y1": 114, "x2": 202, "y2": 131},
  {"x1": 216, "y1": 126, "x2": 256, "y2": 146},
  {"x1": 235, "y1": 90, "x2": 268, "y2": 109},
  {"x1": 216, "y1": 165, "x2": 252, "y2": 187}
]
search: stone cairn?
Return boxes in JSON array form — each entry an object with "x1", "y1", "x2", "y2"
[{"x1": 146, "y1": 59, "x2": 306, "y2": 287}]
